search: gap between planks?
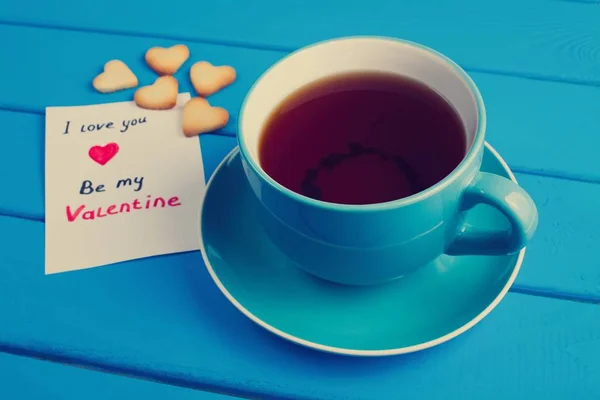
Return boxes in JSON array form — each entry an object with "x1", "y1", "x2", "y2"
[
  {"x1": 1, "y1": 19, "x2": 600, "y2": 89},
  {"x1": 554, "y1": 0, "x2": 600, "y2": 4},
  {"x1": 510, "y1": 285, "x2": 600, "y2": 305},
  {"x1": 0, "y1": 346, "x2": 278, "y2": 400},
  {"x1": 0, "y1": 352, "x2": 247, "y2": 400}
]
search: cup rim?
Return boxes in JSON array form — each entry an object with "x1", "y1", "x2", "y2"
[{"x1": 237, "y1": 35, "x2": 487, "y2": 212}]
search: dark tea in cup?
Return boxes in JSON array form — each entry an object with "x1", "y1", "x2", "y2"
[
  {"x1": 238, "y1": 37, "x2": 538, "y2": 285},
  {"x1": 258, "y1": 71, "x2": 467, "y2": 205}
]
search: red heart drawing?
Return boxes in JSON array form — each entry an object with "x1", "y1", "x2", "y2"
[{"x1": 89, "y1": 143, "x2": 119, "y2": 166}]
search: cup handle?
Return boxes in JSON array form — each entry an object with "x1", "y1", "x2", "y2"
[{"x1": 445, "y1": 172, "x2": 539, "y2": 256}]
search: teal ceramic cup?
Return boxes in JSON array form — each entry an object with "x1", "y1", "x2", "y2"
[{"x1": 237, "y1": 36, "x2": 539, "y2": 286}]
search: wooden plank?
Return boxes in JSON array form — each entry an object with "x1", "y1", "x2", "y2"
[
  {"x1": 1, "y1": 123, "x2": 598, "y2": 299},
  {"x1": 0, "y1": 0, "x2": 599, "y2": 83},
  {"x1": 0, "y1": 216, "x2": 598, "y2": 399},
  {"x1": 0, "y1": 25, "x2": 600, "y2": 180},
  {"x1": 0, "y1": 352, "x2": 236, "y2": 399},
  {"x1": 514, "y1": 174, "x2": 600, "y2": 301},
  {"x1": 0, "y1": 110, "x2": 44, "y2": 220}
]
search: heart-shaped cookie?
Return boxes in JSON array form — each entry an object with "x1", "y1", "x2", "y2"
[
  {"x1": 182, "y1": 97, "x2": 229, "y2": 137},
  {"x1": 145, "y1": 44, "x2": 190, "y2": 75},
  {"x1": 93, "y1": 60, "x2": 138, "y2": 93},
  {"x1": 89, "y1": 143, "x2": 119, "y2": 166},
  {"x1": 190, "y1": 61, "x2": 236, "y2": 97},
  {"x1": 134, "y1": 76, "x2": 179, "y2": 110}
]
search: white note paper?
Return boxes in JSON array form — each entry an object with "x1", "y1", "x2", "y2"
[{"x1": 44, "y1": 93, "x2": 205, "y2": 274}]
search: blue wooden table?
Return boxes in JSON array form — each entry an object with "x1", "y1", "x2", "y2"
[
  {"x1": 0, "y1": 352, "x2": 235, "y2": 399},
  {"x1": 1, "y1": 1, "x2": 600, "y2": 398}
]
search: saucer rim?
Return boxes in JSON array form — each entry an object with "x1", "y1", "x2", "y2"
[{"x1": 199, "y1": 142, "x2": 525, "y2": 357}]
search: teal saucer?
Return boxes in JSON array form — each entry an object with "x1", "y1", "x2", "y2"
[{"x1": 200, "y1": 142, "x2": 525, "y2": 356}]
